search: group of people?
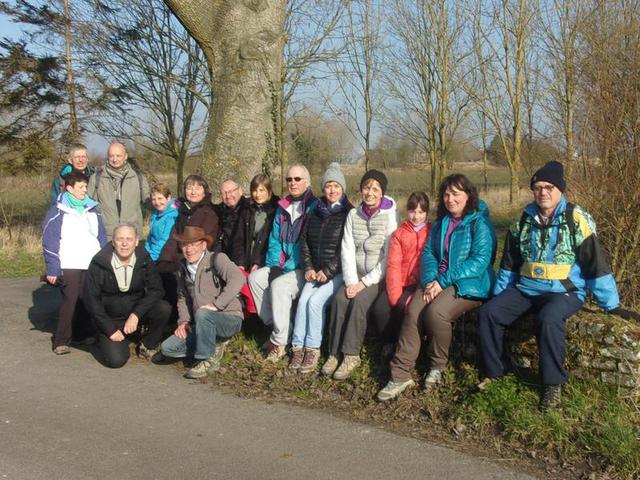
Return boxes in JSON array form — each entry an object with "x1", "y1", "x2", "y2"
[{"x1": 42, "y1": 142, "x2": 631, "y2": 409}]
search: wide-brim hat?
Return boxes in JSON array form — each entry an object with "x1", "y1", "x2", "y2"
[{"x1": 173, "y1": 226, "x2": 214, "y2": 250}]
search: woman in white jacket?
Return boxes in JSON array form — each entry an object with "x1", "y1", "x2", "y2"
[
  {"x1": 322, "y1": 170, "x2": 397, "y2": 380},
  {"x1": 42, "y1": 171, "x2": 107, "y2": 354}
]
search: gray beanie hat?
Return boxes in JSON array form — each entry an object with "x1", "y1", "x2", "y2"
[{"x1": 321, "y1": 161, "x2": 347, "y2": 191}]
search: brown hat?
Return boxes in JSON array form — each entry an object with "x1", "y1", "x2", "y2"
[{"x1": 172, "y1": 226, "x2": 214, "y2": 250}]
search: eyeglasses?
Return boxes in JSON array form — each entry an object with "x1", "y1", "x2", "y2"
[
  {"x1": 532, "y1": 185, "x2": 555, "y2": 194},
  {"x1": 221, "y1": 186, "x2": 239, "y2": 196},
  {"x1": 286, "y1": 176, "x2": 303, "y2": 183}
]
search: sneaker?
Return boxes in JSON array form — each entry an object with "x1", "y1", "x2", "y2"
[
  {"x1": 288, "y1": 347, "x2": 304, "y2": 371},
  {"x1": 184, "y1": 356, "x2": 220, "y2": 379},
  {"x1": 423, "y1": 369, "x2": 442, "y2": 390},
  {"x1": 53, "y1": 345, "x2": 71, "y2": 355},
  {"x1": 541, "y1": 384, "x2": 562, "y2": 410},
  {"x1": 477, "y1": 377, "x2": 495, "y2": 391},
  {"x1": 321, "y1": 355, "x2": 339, "y2": 376},
  {"x1": 137, "y1": 343, "x2": 159, "y2": 362},
  {"x1": 264, "y1": 341, "x2": 286, "y2": 363},
  {"x1": 299, "y1": 348, "x2": 320, "y2": 374},
  {"x1": 332, "y1": 355, "x2": 361, "y2": 380},
  {"x1": 376, "y1": 378, "x2": 416, "y2": 401}
]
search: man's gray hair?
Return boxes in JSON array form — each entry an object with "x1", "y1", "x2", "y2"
[
  {"x1": 113, "y1": 222, "x2": 139, "y2": 239},
  {"x1": 288, "y1": 164, "x2": 311, "y2": 183},
  {"x1": 68, "y1": 143, "x2": 88, "y2": 156}
]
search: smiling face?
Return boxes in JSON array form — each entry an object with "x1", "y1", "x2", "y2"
[
  {"x1": 251, "y1": 184, "x2": 271, "y2": 205},
  {"x1": 107, "y1": 143, "x2": 128, "y2": 170},
  {"x1": 323, "y1": 181, "x2": 343, "y2": 204},
  {"x1": 443, "y1": 185, "x2": 469, "y2": 218},
  {"x1": 69, "y1": 148, "x2": 88, "y2": 172},
  {"x1": 151, "y1": 192, "x2": 170, "y2": 213},
  {"x1": 184, "y1": 181, "x2": 206, "y2": 204},
  {"x1": 66, "y1": 180, "x2": 88, "y2": 201},
  {"x1": 286, "y1": 166, "x2": 309, "y2": 197},
  {"x1": 180, "y1": 239, "x2": 207, "y2": 264},
  {"x1": 112, "y1": 225, "x2": 139, "y2": 262},
  {"x1": 407, "y1": 205, "x2": 427, "y2": 226},
  {"x1": 220, "y1": 180, "x2": 243, "y2": 208},
  {"x1": 532, "y1": 181, "x2": 562, "y2": 215},
  {"x1": 361, "y1": 179, "x2": 383, "y2": 209}
]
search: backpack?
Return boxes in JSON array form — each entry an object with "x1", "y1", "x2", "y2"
[{"x1": 517, "y1": 202, "x2": 577, "y2": 252}]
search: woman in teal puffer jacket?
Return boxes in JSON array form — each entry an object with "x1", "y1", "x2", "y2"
[{"x1": 377, "y1": 174, "x2": 496, "y2": 401}]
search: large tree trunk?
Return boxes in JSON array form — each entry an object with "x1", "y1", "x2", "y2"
[{"x1": 164, "y1": 0, "x2": 286, "y2": 189}]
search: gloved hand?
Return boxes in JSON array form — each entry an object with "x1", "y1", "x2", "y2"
[
  {"x1": 268, "y1": 266, "x2": 284, "y2": 284},
  {"x1": 609, "y1": 307, "x2": 640, "y2": 322}
]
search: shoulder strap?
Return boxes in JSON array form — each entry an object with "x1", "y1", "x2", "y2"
[{"x1": 565, "y1": 202, "x2": 577, "y2": 252}]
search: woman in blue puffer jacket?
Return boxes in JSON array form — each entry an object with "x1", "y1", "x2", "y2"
[
  {"x1": 146, "y1": 183, "x2": 179, "y2": 262},
  {"x1": 377, "y1": 174, "x2": 496, "y2": 401}
]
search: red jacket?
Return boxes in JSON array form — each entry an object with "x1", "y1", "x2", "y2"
[{"x1": 386, "y1": 220, "x2": 431, "y2": 306}]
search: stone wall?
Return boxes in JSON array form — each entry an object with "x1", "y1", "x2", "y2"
[{"x1": 452, "y1": 308, "x2": 640, "y2": 394}]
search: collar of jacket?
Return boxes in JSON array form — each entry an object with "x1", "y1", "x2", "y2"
[{"x1": 278, "y1": 189, "x2": 315, "y2": 211}]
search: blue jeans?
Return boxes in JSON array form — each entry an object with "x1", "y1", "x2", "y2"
[
  {"x1": 161, "y1": 309, "x2": 242, "y2": 360},
  {"x1": 291, "y1": 274, "x2": 343, "y2": 349},
  {"x1": 478, "y1": 286, "x2": 583, "y2": 385}
]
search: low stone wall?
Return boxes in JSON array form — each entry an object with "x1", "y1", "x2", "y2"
[{"x1": 452, "y1": 307, "x2": 640, "y2": 394}]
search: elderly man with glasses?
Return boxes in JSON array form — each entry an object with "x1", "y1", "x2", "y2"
[
  {"x1": 477, "y1": 161, "x2": 630, "y2": 410},
  {"x1": 248, "y1": 164, "x2": 318, "y2": 362},
  {"x1": 214, "y1": 179, "x2": 250, "y2": 267}
]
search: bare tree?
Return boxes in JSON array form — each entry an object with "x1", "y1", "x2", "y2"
[
  {"x1": 324, "y1": 0, "x2": 384, "y2": 172},
  {"x1": 383, "y1": 0, "x2": 472, "y2": 194},
  {"x1": 77, "y1": 0, "x2": 209, "y2": 188},
  {"x1": 470, "y1": 0, "x2": 537, "y2": 203},
  {"x1": 163, "y1": 0, "x2": 286, "y2": 187}
]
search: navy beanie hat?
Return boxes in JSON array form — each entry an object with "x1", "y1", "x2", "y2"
[
  {"x1": 360, "y1": 169, "x2": 388, "y2": 195},
  {"x1": 530, "y1": 161, "x2": 566, "y2": 192}
]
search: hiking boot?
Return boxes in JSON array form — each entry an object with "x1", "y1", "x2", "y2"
[
  {"x1": 264, "y1": 341, "x2": 286, "y2": 363},
  {"x1": 376, "y1": 379, "x2": 416, "y2": 402},
  {"x1": 333, "y1": 355, "x2": 361, "y2": 380},
  {"x1": 53, "y1": 345, "x2": 71, "y2": 355},
  {"x1": 299, "y1": 348, "x2": 320, "y2": 374},
  {"x1": 541, "y1": 384, "x2": 562, "y2": 410},
  {"x1": 321, "y1": 355, "x2": 339, "y2": 376},
  {"x1": 288, "y1": 347, "x2": 304, "y2": 371},
  {"x1": 184, "y1": 356, "x2": 220, "y2": 379},
  {"x1": 136, "y1": 343, "x2": 159, "y2": 362},
  {"x1": 423, "y1": 369, "x2": 442, "y2": 390}
]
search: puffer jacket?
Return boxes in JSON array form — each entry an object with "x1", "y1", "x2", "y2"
[
  {"x1": 266, "y1": 189, "x2": 318, "y2": 272},
  {"x1": 157, "y1": 195, "x2": 220, "y2": 272},
  {"x1": 341, "y1": 196, "x2": 398, "y2": 287},
  {"x1": 84, "y1": 244, "x2": 164, "y2": 337},
  {"x1": 87, "y1": 165, "x2": 150, "y2": 238},
  {"x1": 421, "y1": 200, "x2": 496, "y2": 299},
  {"x1": 145, "y1": 197, "x2": 179, "y2": 261},
  {"x1": 214, "y1": 195, "x2": 249, "y2": 266},
  {"x1": 494, "y1": 195, "x2": 620, "y2": 310},
  {"x1": 301, "y1": 194, "x2": 353, "y2": 280},
  {"x1": 242, "y1": 195, "x2": 280, "y2": 270},
  {"x1": 386, "y1": 220, "x2": 431, "y2": 306},
  {"x1": 177, "y1": 250, "x2": 246, "y2": 324}
]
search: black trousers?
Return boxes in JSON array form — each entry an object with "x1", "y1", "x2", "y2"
[
  {"x1": 98, "y1": 300, "x2": 171, "y2": 368},
  {"x1": 369, "y1": 285, "x2": 417, "y2": 345},
  {"x1": 55, "y1": 269, "x2": 94, "y2": 348}
]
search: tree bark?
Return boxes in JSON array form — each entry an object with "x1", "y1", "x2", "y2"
[{"x1": 164, "y1": 0, "x2": 286, "y2": 188}]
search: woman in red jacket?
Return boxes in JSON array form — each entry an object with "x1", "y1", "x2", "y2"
[{"x1": 371, "y1": 192, "x2": 431, "y2": 356}]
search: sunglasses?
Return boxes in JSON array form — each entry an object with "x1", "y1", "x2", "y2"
[
  {"x1": 532, "y1": 185, "x2": 555, "y2": 194},
  {"x1": 286, "y1": 176, "x2": 303, "y2": 183}
]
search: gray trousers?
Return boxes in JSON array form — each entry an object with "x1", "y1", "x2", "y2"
[
  {"x1": 248, "y1": 266, "x2": 305, "y2": 346},
  {"x1": 327, "y1": 283, "x2": 383, "y2": 356}
]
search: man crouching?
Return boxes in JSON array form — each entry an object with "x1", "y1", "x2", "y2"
[{"x1": 160, "y1": 226, "x2": 246, "y2": 379}]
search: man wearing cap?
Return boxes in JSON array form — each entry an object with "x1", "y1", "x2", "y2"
[
  {"x1": 248, "y1": 164, "x2": 318, "y2": 362},
  {"x1": 84, "y1": 223, "x2": 171, "y2": 368},
  {"x1": 478, "y1": 160, "x2": 625, "y2": 409},
  {"x1": 160, "y1": 226, "x2": 246, "y2": 379}
]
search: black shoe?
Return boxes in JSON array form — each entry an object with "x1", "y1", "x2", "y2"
[{"x1": 540, "y1": 384, "x2": 562, "y2": 410}]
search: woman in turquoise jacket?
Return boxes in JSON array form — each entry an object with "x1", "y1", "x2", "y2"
[
  {"x1": 378, "y1": 174, "x2": 496, "y2": 401},
  {"x1": 146, "y1": 184, "x2": 179, "y2": 262}
]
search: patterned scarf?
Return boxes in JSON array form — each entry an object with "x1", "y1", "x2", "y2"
[{"x1": 103, "y1": 163, "x2": 130, "y2": 201}]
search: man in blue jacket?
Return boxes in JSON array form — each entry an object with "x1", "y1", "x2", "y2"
[{"x1": 478, "y1": 161, "x2": 628, "y2": 409}]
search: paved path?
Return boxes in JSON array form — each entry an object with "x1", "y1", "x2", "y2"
[{"x1": 0, "y1": 277, "x2": 536, "y2": 480}]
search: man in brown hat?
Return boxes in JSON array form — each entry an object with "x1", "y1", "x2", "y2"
[{"x1": 160, "y1": 226, "x2": 246, "y2": 379}]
